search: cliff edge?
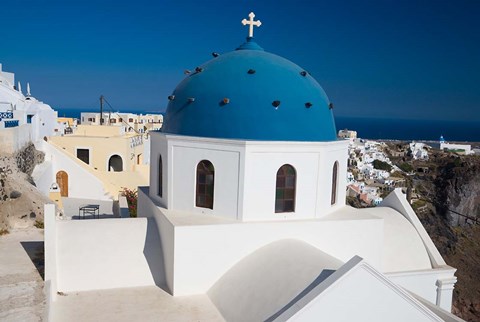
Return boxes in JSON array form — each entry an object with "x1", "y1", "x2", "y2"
[{"x1": 0, "y1": 143, "x2": 51, "y2": 231}]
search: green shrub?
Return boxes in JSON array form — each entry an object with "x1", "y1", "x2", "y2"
[
  {"x1": 399, "y1": 162, "x2": 413, "y2": 172},
  {"x1": 372, "y1": 159, "x2": 392, "y2": 171}
]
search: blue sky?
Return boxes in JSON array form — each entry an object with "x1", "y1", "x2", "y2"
[{"x1": 1, "y1": 0, "x2": 479, "y2": 121}]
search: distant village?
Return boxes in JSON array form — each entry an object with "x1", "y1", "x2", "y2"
[{"x1": 339, "y1": 129, "x2": 478, "y2": 208}]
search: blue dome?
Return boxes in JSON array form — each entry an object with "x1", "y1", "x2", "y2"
[{"x1": 162, "y1": 38, "x2": 337, "y2": 141}]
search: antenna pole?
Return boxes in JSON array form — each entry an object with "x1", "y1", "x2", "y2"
[{"x1": 100, "y1": 95, "x2": 104, "y2": 125}]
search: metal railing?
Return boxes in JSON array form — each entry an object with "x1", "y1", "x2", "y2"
[{"x1": 4, "y1": 120, "x2": 19, "y2": 128}]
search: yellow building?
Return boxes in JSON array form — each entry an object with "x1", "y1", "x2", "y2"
[{"x1": 48, "y1": 124, "x2": 149, "y2": 197}]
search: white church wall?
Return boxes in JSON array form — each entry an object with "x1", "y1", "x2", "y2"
[
  {"x1": 170, "y1": 216, "x2": 383, "y2": 296},
  {"x1": 242, "y1": 140, "x2": 348, "y2": 221},
  {"x1": 151, "y1": 134, "x2": 348, "y2": 222},
  {"x1": 157, "y1": 134, "x2": 243, "y2": 220},
  {"x1": 318, "y1": 141, "x2": 348, "y2": 213},
  {"x1": 55, "y1": 218, "x2": 155, "y2": 293},
  {"x1": 242, "y1": 149, "x2": 320, "y2": 220},
  {"x1": 149, "y1": 133, "x2": 169, "y2": 208},
  {"x1": 170, "y1": 145, "x2": 240, "y2": 219}
]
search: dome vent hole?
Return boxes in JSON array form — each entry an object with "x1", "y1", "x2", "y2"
[
  {"x1": 272, "y1": 100, "x2": 281, "y2": 109},
  {"x1": 212, "y1": 52, "x2": 220, "y2": 57},
  {"x1": 168, "y1": 95, "x2": 175, "y2": 101},
  {"x1": 188, "y1": 97, "x2": 196, "y2": 103},
  {"x1": 329, "y1": 103, "x2": 334, "y2": 109},
  {"x1": 305, "y1": 102, "x2": 313, "y2": 108},
  {"x1": 247, "y1": 69, "x2": 256, "y2": 74},
  {"x1": 300, "y1": 71, "x2": 308, "y2": 77}
]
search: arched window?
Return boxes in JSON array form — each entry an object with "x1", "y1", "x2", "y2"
[
  {"x1": 108, "y1": 155, "x2": 123, "y2": 172},
  {"x1": 275, "y1": 164, "x2": 296, "y2": 213},
  {"x1": 158, "y1": 155, "x2": 163, "y2": 197},
  {"x1": 331, "y1": 161, "x2": 339, "y2": 205},
  {"x1": 196, "y1": 160, "x2": 214, "y2": 209}
]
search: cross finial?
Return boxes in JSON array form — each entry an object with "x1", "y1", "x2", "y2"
[{"x1": 242, "y1": 12, "x2": 262, "y2": 38}]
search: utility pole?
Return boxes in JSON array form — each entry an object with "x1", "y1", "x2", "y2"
[{"x1": 100, "y1": 95, "x2": 104, "y2": 125}]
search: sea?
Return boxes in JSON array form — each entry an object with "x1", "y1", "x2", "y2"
[{"x1": 57, "y1": 108, "x2": 480, "y2": 143}]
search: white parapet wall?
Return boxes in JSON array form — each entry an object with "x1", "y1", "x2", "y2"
[
  {"x1": 56, "y1": 218, "x2": 155, "y2": 292},
  {"x1": 380, "y1": 189, "x2": 457, "y2": 311},
  {"x1": 44, "y1": 204, "x2": 156, "y2": 297},
  {"x1": 137, "y1": 186, "x2": 175, "y2": 293}
]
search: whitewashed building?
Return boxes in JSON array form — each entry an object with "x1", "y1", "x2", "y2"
[
  {"x1": 80, "y1": 111, "x2": 162, "y2": 133},
  {"x1": 410, "y1": 142, "x2": 430, "y2": 160},
  {"x1": 0, "y1": 63, "x2": 58, "y2": 153}
]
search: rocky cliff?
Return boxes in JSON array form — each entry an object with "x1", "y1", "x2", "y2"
[
  {"x1": 387, "y1": 145, "x2": 480, "y2": 321},
  {"x1": 432, "y1": 155, "x2": 480, "y2": 226},
  {"x1": 0, "y1": 143, "x2": 50, "y2": 231}
]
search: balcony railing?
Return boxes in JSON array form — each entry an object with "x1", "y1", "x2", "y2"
[
  {"x1": 4, "y1": 120, "x2": 19, "y2": 128},
  {"x1": 0, "y1": 112, "x2": 14, "y2": 119}
]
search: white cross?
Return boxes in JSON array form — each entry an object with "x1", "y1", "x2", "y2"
[{"x1": 242, "y1": 12, "x2": 262, "y2": 38}]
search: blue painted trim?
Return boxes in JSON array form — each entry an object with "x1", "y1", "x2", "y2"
[{"x1": 4, "y1": 120, "x2": 19, "y2": 128}]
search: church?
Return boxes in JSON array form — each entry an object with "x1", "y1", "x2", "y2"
[{"x1": 44, "y1": 13, "x2": 461, "y2": 321}]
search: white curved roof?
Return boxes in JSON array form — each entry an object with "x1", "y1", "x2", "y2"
[
  {"x1": 362, "y1": 207, "x2": 432, "y2": 273},
  {"x1": 207, "y1": 239, "x2": 343, "y2": 322}
]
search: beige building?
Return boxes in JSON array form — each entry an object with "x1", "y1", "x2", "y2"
[{"x1": 47, "y1": 124, "x2": 149, "y2": 197}]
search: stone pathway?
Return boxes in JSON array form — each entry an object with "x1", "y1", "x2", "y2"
[{"x1": 0, "y1": 229, "x2": 45, "y2": 321}]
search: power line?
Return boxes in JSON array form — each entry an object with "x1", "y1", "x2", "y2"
[{"x1": 100, "y1": 96, "x2": 142, "y2": 135}]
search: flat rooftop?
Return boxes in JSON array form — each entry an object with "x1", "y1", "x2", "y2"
[
  {"x1": 159, "y1": 205, "x2": 381, "y2": 227},
  {"x1": 50, "y1": 286, "x2": 224, "y2": 322}
]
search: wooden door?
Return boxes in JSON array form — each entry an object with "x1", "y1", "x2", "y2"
[{"x1": 56, "y1": 171, "x2": 68, "y2": 197}]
